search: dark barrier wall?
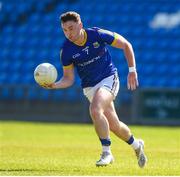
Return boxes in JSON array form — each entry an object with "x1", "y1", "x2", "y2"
[
  {"x1": 133, "y1": 88, "x2": 180, "y2": 125},
  {"x1": 140, "y1": 89, "x2": 180, "y2": 119},
  {"x1": 0, "y1": 85, "x2": 90, "y2": 123},
  {"x1": 0, "y1": 86, "x2": 180, "y2": 125}
]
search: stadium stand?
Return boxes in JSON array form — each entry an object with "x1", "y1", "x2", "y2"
[{"x1": 0, "y1": 0, "x2": 179, "y2": 101}]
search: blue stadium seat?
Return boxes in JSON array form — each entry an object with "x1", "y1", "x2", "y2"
[
  {"x1": 0, "y1": 73, "x2": 6, "y2": 84},
  {"x1": 27, "y1": 86, "x2": 40, "y2": 100},
  {"x1": 13, "y1": 87, "x2": 25, "y2": 100},
  {"x1": 39, "y1": 89, "x2": 51, "y2": 101},
  {"x1": 52, "y1": 91, "x2": 64, "y2": 101},
  {"x1": 0, "y1": 87, "x2": 11, "y2": 100}
]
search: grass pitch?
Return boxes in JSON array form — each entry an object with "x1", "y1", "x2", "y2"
[{"x1": 0, "y1": 121, "x2": 180, "y2": 176}]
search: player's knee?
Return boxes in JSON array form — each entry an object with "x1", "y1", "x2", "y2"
[{"x1": 89, "y1": 104, "x2": 102, "y2": 120}]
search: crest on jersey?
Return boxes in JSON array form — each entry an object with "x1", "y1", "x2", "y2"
[{"x1": 93, "y1": 42, "x2": 100, "y2": 48}]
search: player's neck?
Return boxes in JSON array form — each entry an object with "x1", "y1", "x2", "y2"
[{"x1": 74, "y1": 29, "x2": 86, "y2": 46}]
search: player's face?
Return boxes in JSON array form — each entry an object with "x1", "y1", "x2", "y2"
[{"x1": 61, "y1": 21, "x2": 82, "y2": 42}]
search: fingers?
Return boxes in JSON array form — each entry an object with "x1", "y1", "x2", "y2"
[
  {"x1": 127, "y1": 72, "x2": 139, "y2": 91},
  {"x1": 127, "y1": 80, "x2": 137, "y2": 90},
  {"x1": 127, "y1": 80, "x2": 136, "y2": 90},
  {"x1": 40, "y1": 83, "x2": 53, "y2": 89}
]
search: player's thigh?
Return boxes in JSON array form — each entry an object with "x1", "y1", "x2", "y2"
[{"x1": 91, "y1": 87, "x2": 114, "y2": 110}]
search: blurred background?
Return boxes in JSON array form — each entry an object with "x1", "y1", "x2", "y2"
[{"x1": 0, "y1": 0, "x2": 179, "y2": 125}]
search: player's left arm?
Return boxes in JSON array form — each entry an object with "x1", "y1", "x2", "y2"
[{"x1": 111, "y1": 33, "x2": 139, "y2": 91}]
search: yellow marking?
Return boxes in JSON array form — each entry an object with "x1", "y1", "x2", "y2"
[
  {"x1": 63, "y1": 64, "x2": 74, "y2": 69},
  {"x1": 111, "y1": 32, "x2": 119, "y2": 46}
]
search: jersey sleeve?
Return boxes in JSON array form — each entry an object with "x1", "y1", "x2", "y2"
[
  {"x1": 96, "y1": 28, "x2": 115, "y2": 45},
  {"x1": 60, "y1": 49, "x2": 73, "y2": 69}
]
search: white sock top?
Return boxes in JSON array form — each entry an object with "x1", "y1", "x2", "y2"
[
  {"x1": 102, "y1": 145, "x2": 111, "y2": 153},
  {"x1": 131, "y1": 139, "x2": 140, "y2": 150}
]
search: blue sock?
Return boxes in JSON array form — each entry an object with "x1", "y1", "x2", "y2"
[
  {"x1": 100, "y1": 138, "x2": 111, "y2": 146},
  {"x1": 126, "y1": 135, "x2": 134, "y2": 145}
]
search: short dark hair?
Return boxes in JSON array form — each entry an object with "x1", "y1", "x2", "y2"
[{"x1": 60, "y1": 11, "x2": 81, "y2": 23}]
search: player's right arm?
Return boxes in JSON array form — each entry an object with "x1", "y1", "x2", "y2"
[
  {"x1": 42, "y1": 64, "x2": 74, "y2": 89},
  {"x1": 42, "y1": 48, "x2": 75, "y2": 89},
  {"x1": 53, "y1": 64, "x2": 74, "y2": 89}
]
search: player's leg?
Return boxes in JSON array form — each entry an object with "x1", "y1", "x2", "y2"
[
  {"x1": 89, "y1": 88, "x2": 113, "y2": 139},
  {"x1": 104, "y1": 102, "x2": 147, "y2": 168},
  {"x1": 104, "y1": 101, "x2": 131, "y2": 141},
  {"x1": 89, "y1": 87, "x2": 114, "y2": 166}
]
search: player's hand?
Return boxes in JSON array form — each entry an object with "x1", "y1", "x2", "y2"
[
  {"x1": 40, "y1": 83, "x2": 56, "y2": 89},
  {"x1": 127, "y1": 71, "x2": 139, "y2": 90}
]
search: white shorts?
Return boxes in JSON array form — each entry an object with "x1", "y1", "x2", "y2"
[{"x1": 83, "y1": 73, "x2": 120, "y2": 102}]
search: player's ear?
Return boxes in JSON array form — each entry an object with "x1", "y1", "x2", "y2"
[{"x1": 80, "y1": 22, "x2": 83, "y2": 29}]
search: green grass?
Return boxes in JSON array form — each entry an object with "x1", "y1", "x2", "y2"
[{"x1": 0, "y1": 121, "x2": 180, "y2": 176}]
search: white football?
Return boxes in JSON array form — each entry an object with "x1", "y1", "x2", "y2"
[{"x1": 34, "y1": 63, "x2": 57, "y2": 85}]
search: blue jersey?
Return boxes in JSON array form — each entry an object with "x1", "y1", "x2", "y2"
[{"x1": 61, "y1": 27, "x2": 117, "y2": 88}]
